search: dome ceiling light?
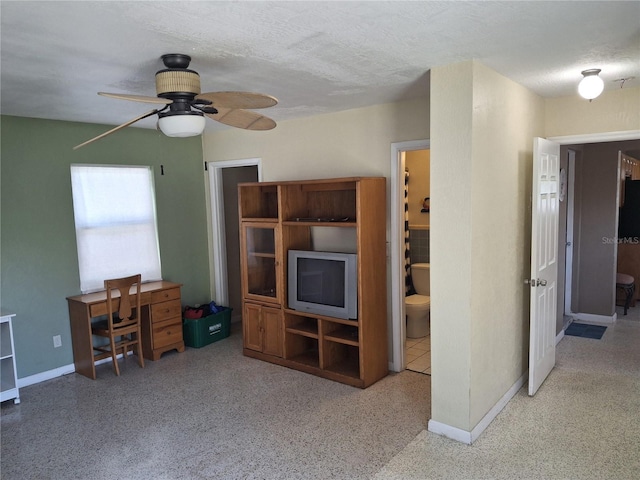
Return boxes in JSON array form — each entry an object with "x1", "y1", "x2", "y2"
[{"x1": 578, "y1": 69, "x2": 604, "y2": 100}]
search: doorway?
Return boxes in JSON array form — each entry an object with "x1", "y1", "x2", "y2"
[
  {"x1": 207, "y1": 159, "x2": 262, "y2": 319},
  {"x1": 390, "y1": 140, "x2": 430, "y2": 372},
  {"x1": 557, "y1": 137, "x2": 640, "y2": 328}
]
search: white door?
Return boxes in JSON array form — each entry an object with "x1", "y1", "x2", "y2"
[{"x1": 528, "y1": 138, "x2": 560, "y2": 396}]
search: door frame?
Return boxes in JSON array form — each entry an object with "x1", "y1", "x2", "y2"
[
  {"x1": 207, "y1": 158, "x2": 262, "y2": 306},
  {"x1": 390, "y1": 139, "x2": 430, "y2": 372},
  {"x1": 564, "y1": 149, "x2": 576, "y2": 316}
]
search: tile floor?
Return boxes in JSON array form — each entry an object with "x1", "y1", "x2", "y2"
[{"x1": 406, "y1": 334, "x2": 431, "y2": 374}]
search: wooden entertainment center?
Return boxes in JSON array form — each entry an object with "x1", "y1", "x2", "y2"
[{"x1": 238, "y1": 177, "x2": 388, "y2": 388}]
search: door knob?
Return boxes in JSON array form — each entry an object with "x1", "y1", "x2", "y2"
[{"x1": 537, "y1": 279, "x2": 547, "y2": 286}]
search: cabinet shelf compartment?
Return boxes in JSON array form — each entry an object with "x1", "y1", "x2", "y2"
[
  {"x1": 285, "y1": 331, "x2": 319, "y2": 368},
  {"x1": 239, "y1": 184, "x2": 278, "y2": 219},
  {"x1": 323, "y1": 324, "x2": 359, "y2": 346},
  {"x1": 281, "y1": 182, "x2": 357, "y2": 223},
  {"x1": 282, "y1": 220, "x2": 357, "y2": 228},
  {"x1": 283, "y1": 308, "x2": 359, "y2": 326},
  {"x1": 284, "y1": 313, "x2": 318, "y2": 338},
  {"x1": 322, "y1": 341, "x2": 360, "y2": 379}
]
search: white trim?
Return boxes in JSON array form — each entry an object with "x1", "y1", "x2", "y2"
[
  {"x1": 613, "y1": 152, "x2": 622, "y2": 313},
  {"x1": 572, "y1": 312, "x2": 617, "y2": 325},
  {"x1": 206, "y1": 159, "x2": 262, "y2": 305},
  {"x1": 564, "y1": 150, "x2": 576, "y2": 316},
  {"x1": 548, "y1": 130, "x2": 640, "y2": 145},
  {"x1": 390, "y1": 139, "x2": 430, "y2": 372},
  {"x1": 17, "y1": 364, "x2": 75, "y2": 388},
  {"x1": 17, "y1": 353, "x2": 137, "y2": 387},
  {"x1": 427, "y1": 371, "x2": 528, "y2": 445},
  {"x1": 556, "y1": 328, "x2": 565, "y2": 346}
]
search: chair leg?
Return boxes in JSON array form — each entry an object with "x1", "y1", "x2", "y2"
[
  {"x1": 624, "y1": 283, "x2": 635, "y2": 315},
  {"x1": 109, "y1": 335, "x2": 120, "y2": 376},
  {"x1": 136, "y1": 336, "x2": 145, "y2": 369}
]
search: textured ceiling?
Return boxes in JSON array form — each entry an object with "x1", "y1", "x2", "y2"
[{"x1": 1, "y1": 1, "x2": 639, "y2": 133}]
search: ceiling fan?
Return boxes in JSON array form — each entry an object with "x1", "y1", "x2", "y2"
[{"x1": 73, "y1": 53, "x2": 278, "y2": 150}]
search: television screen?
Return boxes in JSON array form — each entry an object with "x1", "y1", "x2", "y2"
[{"x1": 296, "y1": 258, "x2": 345, "y2": 308}]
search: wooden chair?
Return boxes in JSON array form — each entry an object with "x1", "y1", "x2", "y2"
[{"x1": 92, "y1": 274, "x2": 145, "y2": 376}]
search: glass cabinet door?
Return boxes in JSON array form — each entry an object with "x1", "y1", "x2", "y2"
[{"x1": 242, "y1": 223, "x2": 279, "y2": 302}]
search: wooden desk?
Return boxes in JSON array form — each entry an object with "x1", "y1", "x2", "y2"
[{"x1": 67, "y1": 281, "x2": 185, "y2": 379}]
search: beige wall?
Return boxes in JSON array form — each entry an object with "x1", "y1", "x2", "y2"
[
  {"x1": 545, "y1": 86, "x2": 640, "y2": 137},
  {"x1": 202, "y1": 96, "x2": 430, "y2": 356},
  {"x1": 431, "y1": 60, "x2": 545, "y2": 431},
  {"x1": 202, "y1": 98, "x2": 429, "y2": 182},
  {"x1": 430, "y1": 61, "x2": 474, "y2": 429},
  {"x1": 405, "y1": 149, "x2": 430, "y2": 228}
]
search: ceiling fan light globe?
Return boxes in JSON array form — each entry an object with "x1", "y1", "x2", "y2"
[
  {"x1": 158, "y1": 113, "x2": 205, "y2": 137},
  {"x1": 578, "y1": 70, "x2": 604, "y2": 100}
]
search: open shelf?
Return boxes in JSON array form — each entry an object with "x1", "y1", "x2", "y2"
[
  {"x1": 288, "y1": 350, "x2": 320, "y2": 369},
  {"x1": 1, "y1": 358, "x2": 16, "y2": 390},
  {"x1": 285, "y1": 319, "x2": 319, "y2": 338},
  {"x1": 282, "y1": 220, "x2": 357, "y2": 228},
  {"x1": 238, "y1": 184, "x2": 278, "y2": 219},
  {"x1": 283, "y1": 308, "x2": 358, "y2": 326},
  {"x1": 324, "y1": 324, "x2": 359, "y2": 346},
  {"x1": 322, "y1": 342, "x2": 360, "y2": 379},
  {"x1": 285, "y1": 333, "x2": 319, "y2": 368}
]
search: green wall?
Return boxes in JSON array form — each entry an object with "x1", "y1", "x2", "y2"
[{"x1": 1, "y1": 115, "x2": 210, "y2": 379}]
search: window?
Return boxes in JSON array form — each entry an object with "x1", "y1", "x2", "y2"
[{"x1": 70, "y1": 164, "x2": 162, "y2": 293}]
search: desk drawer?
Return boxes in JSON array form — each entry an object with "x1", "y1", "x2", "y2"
[
  {"x1": 152, "y1": 318, "x2": 182, "y2": 349},
  {"x1": 151, "y1": 288, "x2": 181, "y2": 304},
  {"x1": 151, "y1": 299, "x2": 182, "y2": 323}
]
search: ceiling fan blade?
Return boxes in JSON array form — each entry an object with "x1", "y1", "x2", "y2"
[
  {"x1": 98, "y1": 92, "x2": 172, "y2": 105},
  {"x1": 206, "y1": 107, "x2": 276, "y2": 131},
  {"x1": 195, "y1": 92, "x2": 278, "y2": 109},
  {"x1": 73, "y1": 109, "x2": 161, "y2": 150}
]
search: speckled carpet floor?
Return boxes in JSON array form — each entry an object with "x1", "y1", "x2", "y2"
[
  {"x1": 1, "y1": 323, "x2": 429, "y2": 480},
  {"x1": 3, "y1": 307, "x2": 638, "y2": 480}
]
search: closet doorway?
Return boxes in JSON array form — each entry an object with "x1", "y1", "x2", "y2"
[{"x1": 207, "y1": 159, "x2": 261, "y2": 321}]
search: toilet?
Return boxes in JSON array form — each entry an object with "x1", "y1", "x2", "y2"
[{"x1": 405, "y1": 263, "x2": 430, "y2": 338}]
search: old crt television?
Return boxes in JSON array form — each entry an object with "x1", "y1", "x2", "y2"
[{"x1": 288, "y1": 250, "x2": 357, "y2": 320}]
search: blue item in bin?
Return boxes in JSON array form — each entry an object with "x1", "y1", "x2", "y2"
[{"x1": 209, "y1": 301, "x2": 222, "y2": 314}]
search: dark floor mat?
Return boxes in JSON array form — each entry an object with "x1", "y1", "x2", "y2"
[{"x1": 565, "y1": 322, "x2": 607, "y2": 340}]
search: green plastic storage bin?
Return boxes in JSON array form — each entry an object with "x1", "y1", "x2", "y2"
[{"x1": 183, "y1": 308, "x2": 232, "y2": 348}]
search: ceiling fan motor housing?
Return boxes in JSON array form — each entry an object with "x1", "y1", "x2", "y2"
[{"x1": 156, "y1": 69, "x2": 201, "y2": 98}]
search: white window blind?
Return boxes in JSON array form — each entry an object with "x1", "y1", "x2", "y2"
[{"x1": 70, "y1": 164, "x2": 162, "y2": 293}]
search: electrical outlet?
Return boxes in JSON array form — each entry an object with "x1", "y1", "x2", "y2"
[{"x1": 53, "y1": 335, "x2": 62, "y2": 348}]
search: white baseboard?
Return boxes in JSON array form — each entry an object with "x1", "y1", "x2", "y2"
[
  {"x1": 556, "y1": 329, "x2": 565, "y2": 345},
  {"x1": 17, "y1": 353, "x2": 131, "y2": 388},
  {"x1": 427, "y1": 370, "x2": 528, "y2": 445},
  {"x1": 572, "y1": 312, "x2": 617, "y2": 325},
  {"x1": 18, "y1": 363, "x2": 75, "y2": 388}
]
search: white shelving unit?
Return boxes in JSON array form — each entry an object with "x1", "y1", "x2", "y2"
[{"x1": 1, "y1": 312, "x2": 20, "y2": 404}]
